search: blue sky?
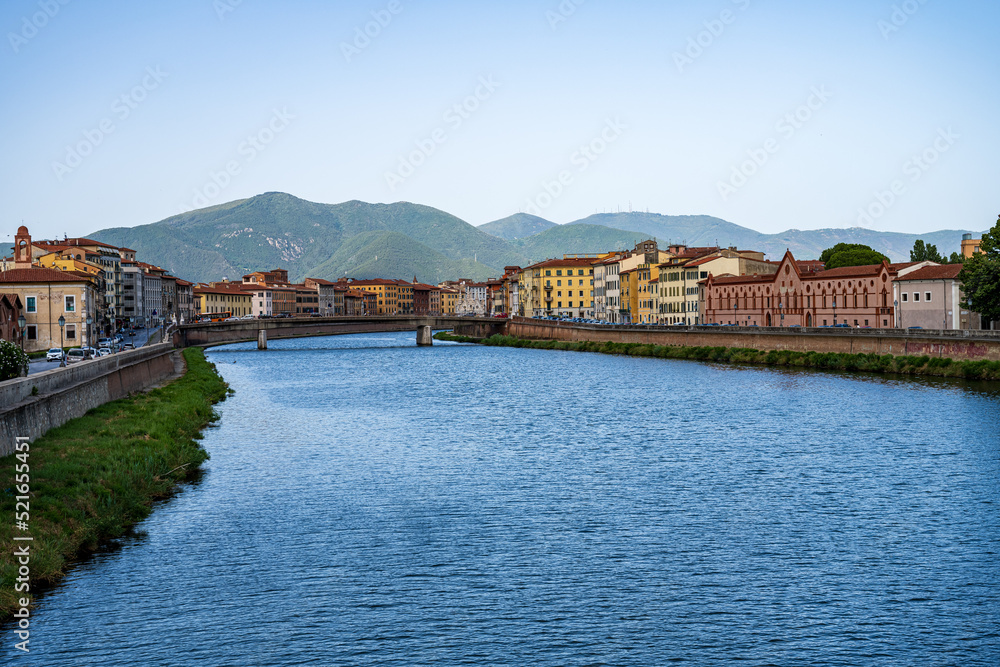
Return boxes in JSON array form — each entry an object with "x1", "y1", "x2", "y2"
[{"x1": 2, "y1": 0, "x2": 997, "y2": 243}]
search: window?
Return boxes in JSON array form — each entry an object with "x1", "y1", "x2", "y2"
[
  {"x1": 27, "y1": 325, "x2": 37, "y2": 340},
  {"x1": 65, "y1": 295, "x2": 75, "y2": 312},
  {"x1": 925, "y1": 292, "x2": 932, "y2": 302},
  {"x1": 913, "y1": 293, "x2": 920, "y2": 302},
  {"x1": 556, "y1": 270, "x2": 562, "y2": 276},
  {"x1": 901, "y1": 293, "x2": 908, "y2": 302},
  {"x1": 557, "y1": 302, "x2": 562, "y2": 308},
  {"x1": 26, "y1": 296, "x2": 36, "y2": 313},
  {"x1": 557, "y1": 280, "x2": 562, "y2": 286},
  {"x1": 66, "y1": 325, "x2": 76, "y2": 340},
  {"x1": 545, "y1": 270, "x2": 551, "y2": 276}
]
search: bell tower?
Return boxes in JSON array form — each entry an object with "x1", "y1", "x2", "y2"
[{"x1": 14, "y1": 226, "x2": 31, "y2": 269}]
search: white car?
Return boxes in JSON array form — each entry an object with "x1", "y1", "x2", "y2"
[
  {"x1": 98, "y1": 347, "x2": 113, "y2": 357},
  {"x1": 46, "y1": 348, "x2": 64, "y2": 361}
]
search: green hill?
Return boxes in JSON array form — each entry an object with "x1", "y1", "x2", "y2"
[
  {"x1": 511, "y1": 223, "x2": 648, "y2": 259},
  {"x1": 478, "y1": 213, "x2": 557, "y2": 240},
  {"x1": 86, "y1": 192, "x2": 987, "y2": 284},
  {"x1": 90, "y1": 193, "x2": 525, "y2": 283},
  {"x1": 304, "y1": 231, "x2": 497, "y2": 283},
  {"x1": 583, "y1": 212, "x2": 982, "y2": 262}
]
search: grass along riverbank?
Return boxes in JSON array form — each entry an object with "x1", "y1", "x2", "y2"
[
  {"x1": 0, "y1": 348, "x2": 229, "y2": 621},
  {"x1": 435, "y1": 332, "x2": 1000, "y2": 381}
]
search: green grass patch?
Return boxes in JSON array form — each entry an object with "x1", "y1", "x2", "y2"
[
  {"x1": 0, "y1": 348, "x2": 229, "y2": 620},
  {"x1": 443, "y1": 333, "x2": 1000, "y2": 381}
]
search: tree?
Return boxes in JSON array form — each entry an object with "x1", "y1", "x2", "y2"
[
  {"x1": 910, "y1": 239, "x2": 944, "y2": 263},
  {"x1": 0, "y1": 339, "x2": 29, "y2": 381},
  {"x1": 947, "y1": 252, "x2": 965, "y2": 265},
  {"x1": 819, "y1": 243, "x2": 889, "y2": 270},
  {"x1": 959, "y1": 215, "x2": 1000, "y2": 326}
]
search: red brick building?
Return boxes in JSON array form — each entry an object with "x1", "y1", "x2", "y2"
[{"x1": 702, "y1": 251, "x2": 905, "y2": 328}]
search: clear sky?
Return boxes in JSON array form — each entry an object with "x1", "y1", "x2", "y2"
[{"x1": 2, "y1": 0, "x2": 997, "y2": 243}]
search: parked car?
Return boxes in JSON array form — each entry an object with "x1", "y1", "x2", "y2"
[
  {"x1": 66, "y1": 348, "x2": 90, "y2": 363},
  {"x1": 121, "y1": 342, "x2": 135, "y2": 350},
  {"x1": 46, "y1": 348, "x2": 65, "y2": 361},
  {"x1": 98, "y1": 337, "x2": 113, "y2": 348},
  {"x1": 98, "y1": 347, "x2": 113, "y2": 357}
]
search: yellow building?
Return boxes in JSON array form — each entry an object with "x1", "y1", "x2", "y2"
[
  {"x1": 0, "y1": 266, "x2": 102, "y2": 352},
  {"x1": 440, "y1": 288, "x2": 459, "y2": 315},
  {"x1": 529, "y1": 257, "x2": 597, "y2": 317},
  {"x1": 637, "y1": 264, "x2": 659, "y2": 324},
  {"x1": 961, "y1": 233, "x2": 982, "y2": 258},
  {"x1": 351, "y1": 279, "x2": 400, "y2": 314},
  {"x1": 194, "y1": 286, "x2": 254, "y2": 317}
]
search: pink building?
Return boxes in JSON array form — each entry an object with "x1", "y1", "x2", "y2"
[{"x1": 701, "y1": 251, "x2": 909, "y2": 328}]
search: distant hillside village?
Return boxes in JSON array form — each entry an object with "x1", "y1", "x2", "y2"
[{"x1": 0, "y1": 226, "x2": 992, "y2": 354}]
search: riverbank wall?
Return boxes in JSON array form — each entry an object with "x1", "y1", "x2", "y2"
[
  {"x1": 0, "y1": 343, "x2": 178, "y2": 454},
  {"x1": 503, "y1": 317, "x2": 1000, "y2": 362}
]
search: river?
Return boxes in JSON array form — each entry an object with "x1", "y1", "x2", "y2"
[{"x1": 6, "y1": 332, "x2": 1000, "y2": 665}]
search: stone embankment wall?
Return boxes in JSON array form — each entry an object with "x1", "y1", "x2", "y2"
[
  {"x1": 506, "y1": 317, "x2": 1000, "y2": 362},
  {"x1": 0, "y1": 344, "x2": 178, "y2": 454}
]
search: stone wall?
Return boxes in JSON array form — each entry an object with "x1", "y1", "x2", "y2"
[
  {"x1": 0, "y1": 343, "x2": 178, "y2": 454},
  {"x1": 507, "y1": 317, "x2": 1000, "y2": 362}
]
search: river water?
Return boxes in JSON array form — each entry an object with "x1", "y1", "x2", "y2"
[{"x1": 6, "y1": 332, "x2": 1000, "y2": 665}]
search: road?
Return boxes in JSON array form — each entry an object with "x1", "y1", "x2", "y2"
[{"x1": 26, "y1": 326, "x2": 166, "y2": 376}]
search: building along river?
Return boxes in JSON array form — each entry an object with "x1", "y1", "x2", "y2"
[{"x1": 5, "y1": 331, "x2": 999, "y2": 665}]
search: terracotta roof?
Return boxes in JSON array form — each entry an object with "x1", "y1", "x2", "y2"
[
  {"x1": 895, "y1": 264, "x2": 963, "y2": 281},
  {"x1": 1, "y1": 293, "x2": 23, "y2": 309},
  {"x1": 684, "y1": 255, "x2": 722, "y2": 267},
  {"x1": 194, "y1": 285, "x2": 254, "y2": 296},
  {"x1": 888, "y1": 262, "x2": 920, "y2": 271},
  {"x1": 532, "y1": 257, "x2": 600, "y2": 269},
  {"x1": 708, "y1": 273, "x2": 775, "y2": 285},
  {"x1": 36, "y1": 238, "x2": 118, "y2": 249},
  {"x1": 0, "y1": 267, "x2": 96, "y2": 283},
  {"x1": 305, "y1": 278, "x2": 336, "y2": 285},
  {"x1": 813, "y1": 263, "x2": 892, "y2": 279}
]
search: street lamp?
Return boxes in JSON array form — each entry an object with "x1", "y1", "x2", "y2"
[
  {"x1": 17, "y1": 314, "x2": 26, "y2": 351},
  {"x1": 58, "y1": 315, "x2": 66, "y2": 367},
  {"x1": 779, "y1": 301, "x2": 784, "y2": 327},
  {"x1": 86, "y1": 314, "x2": 93, "y2": 348}
]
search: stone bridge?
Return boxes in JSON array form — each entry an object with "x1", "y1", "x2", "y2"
[{"x1": 174, "y1": 316, "x2": 508, "y2": 349}]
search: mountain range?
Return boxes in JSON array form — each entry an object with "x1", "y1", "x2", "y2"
[{"x1": 87, "y1": 192, "x2": 984, "y2": 284}]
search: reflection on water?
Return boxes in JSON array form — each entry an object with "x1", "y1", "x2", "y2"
[{"x1": 6, "y1": 332, "x2": 999, "y2": 666}]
